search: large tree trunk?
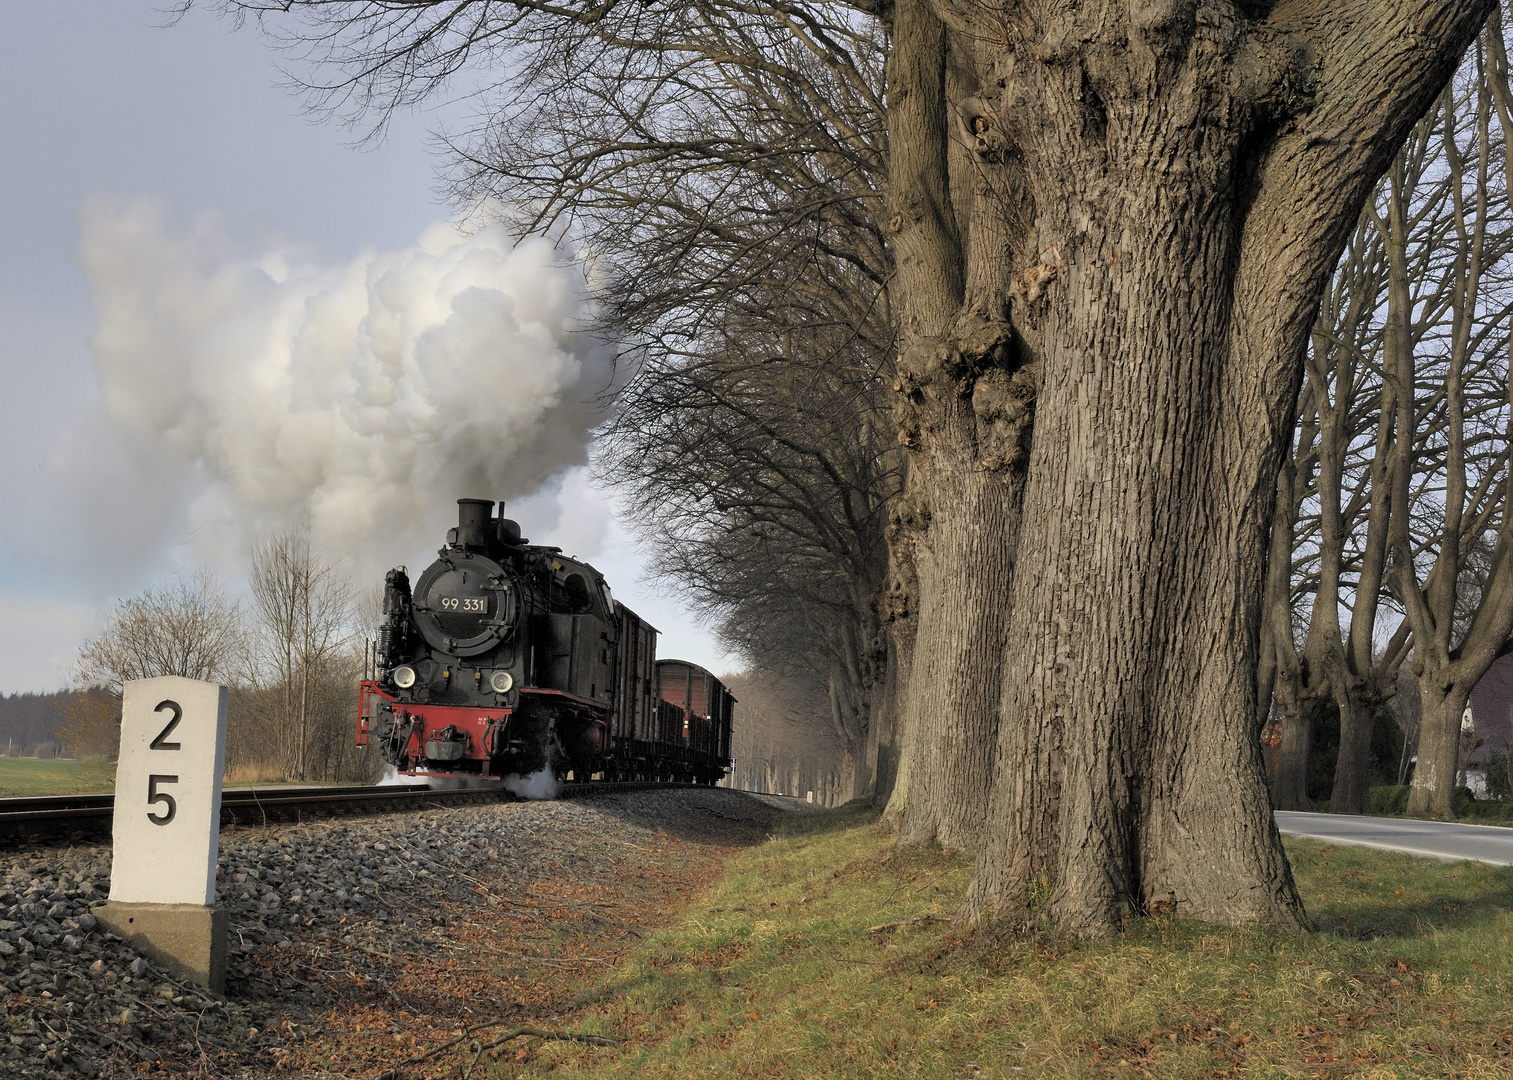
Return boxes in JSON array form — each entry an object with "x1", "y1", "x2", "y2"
[
  {"x1": 968, "y1": 189, "x2": 1307, "y2": 934},
  {"x1": 893, "y1": 464, "x2": 1018, "y2": 847},
  {"x1": 883, "y1": 0, "x2": 1031, "y2": 848},
  {"x1": 1407, "y1": 676, "x2": 1469, "y2": 819},
  {"x1": 955, "y1": 0, "x2": 1489, "y2": 938},
  {"x1": 1330, "y1": 687, "x2": 1381, "y2": 815},
  {"x1": 1268, "y1": 680, "x2": 1318, "y2": 812}
]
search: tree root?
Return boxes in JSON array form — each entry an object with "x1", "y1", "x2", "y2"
[{"x1": 372, "y1": 1021, "x2": 621, "y2": 1079}]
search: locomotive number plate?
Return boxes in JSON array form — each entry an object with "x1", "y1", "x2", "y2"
[{"x1": 440, "y1": 596, "x2": 488, "y2": 611}]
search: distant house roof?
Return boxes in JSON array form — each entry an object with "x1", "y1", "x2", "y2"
[{"x1": 1468, "y1": 653, "x2": 1513, "y2": 764}]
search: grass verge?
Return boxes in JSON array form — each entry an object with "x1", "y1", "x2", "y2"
[
  {"x1": 0, "y1": 756, "x2": 114, "y2": 797},
  {"x1": 1370, "y1": 785, "x2": 1513, "y2": 824},
  {"x1": 500, "y1": 802, "x2": 1513, "y2": 1079}
]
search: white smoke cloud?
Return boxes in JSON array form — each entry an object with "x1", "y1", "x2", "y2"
[{"x1": 75, "y1": 194, "x2": 611, "y2": 578}]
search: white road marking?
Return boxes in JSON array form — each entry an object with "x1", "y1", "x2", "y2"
[{"x1": 1276, "y1": 810, "x2": 1513, "y2": 866}]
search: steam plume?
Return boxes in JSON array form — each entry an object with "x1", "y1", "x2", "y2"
[{"x1": 77, "y1": 195, "x2": 609, "y2": 574}]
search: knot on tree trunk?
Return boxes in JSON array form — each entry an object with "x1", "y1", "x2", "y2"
[
  {"x1": 894, "y1": 324, "x2": 1035, "y2": 472},
  {"x1": 955, "y1": 96, "x2": 1009, "y2": 161},
  {"x1": 1009, "y1": 251, "x2": 1061, "y2": 306},
  {"x1": 1229, "y1": 26, "x2": 1317, "y2": 118},
  {"x1": 887, "y1": 491, "x2": 930, "y2": 530},
  {"x1": 971, "y1": 363, "x2": 1038, "y2": 472},
  {"x1": 882, "y1": 496, "x2": 928, "y2": 627}
]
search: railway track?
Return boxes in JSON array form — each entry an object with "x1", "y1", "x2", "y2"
[{"x1": 0, "y1": 779, "x2": 704, "y2": 848}]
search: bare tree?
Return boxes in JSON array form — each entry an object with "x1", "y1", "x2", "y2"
[
  {"x1": 69, "y1": 568, "x2": 245, "y2": 759},
  {"x1": 601, "y1": 317, "x2": 901, "y2": 803},
  {"x1": 1261, "y1": 145, "x2": 1420, "y2": 814},
  {"x1": 1262, "y1": 36, "x2": 1513, "y2": 820},
  {"x1": 1386, "y1": 22, "x2": 1513, "y2": 819},
  {"x1": 248, "y1": 529, "x2": 356, "y2": 781},
  {"x1": 74, "y1": 568, "x2": 244, "y2": 693},
  {"x1": 462, "y1": 4, "x2": 902, "y2": 802}
]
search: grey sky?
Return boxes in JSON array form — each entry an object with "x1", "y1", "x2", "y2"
[{"x1": 0, "y1": 2, "x2": 728, "y2": 693}]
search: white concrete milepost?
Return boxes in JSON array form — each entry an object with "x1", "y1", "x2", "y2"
[{"x1": 97, "y1": 676, "x2": 230, "y2": 993}]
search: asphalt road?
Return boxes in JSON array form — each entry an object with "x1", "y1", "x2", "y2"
[{"x1": 1276, "y1": 810, "x2": 1513, "y2": 866}]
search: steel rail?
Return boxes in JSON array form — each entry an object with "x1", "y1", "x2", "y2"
[{"x1": 0, "y1": 780, "x2": 707, "y2": 848}]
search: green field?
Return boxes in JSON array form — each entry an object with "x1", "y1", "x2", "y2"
[
  {"x1": 0, "y1": 757, "x2": 323, "y2": 797},
  {"x1": 517, "y1": 804, "x2": 1513, "y2": 1080},
  {"x1": 0, "y1": 756, "x2": 115, "y2": 797}
]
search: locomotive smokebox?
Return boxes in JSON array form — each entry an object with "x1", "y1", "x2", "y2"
[{"x1": 455, "y1": 498, "x2": 495, "y2": 549}]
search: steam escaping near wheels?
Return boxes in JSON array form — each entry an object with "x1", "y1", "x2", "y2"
[
  {"x1": 375, "y1": 766, "x2": 493, "y2": 791},
  {"x1": 376, "y1": 765, "x2": 429, "y2": 788},
  {"x1": 502, "y1": 768, "x2": 559, "y2": 801}
]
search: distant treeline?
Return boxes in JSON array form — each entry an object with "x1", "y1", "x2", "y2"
[
  {"x1": 723, "y1": 673, "x2": 848, "y2": 807},
  {"x1": 0, "y1": 691, "x2": 83, "y2": 757}
]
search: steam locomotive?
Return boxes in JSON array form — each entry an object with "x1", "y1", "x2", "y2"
[{"x1": 357, "y1": 498, "x2": 734, "y2": 786}]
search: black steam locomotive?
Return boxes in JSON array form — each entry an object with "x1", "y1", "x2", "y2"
[{"x1": 358, "y1": 498, "x2": 734, "y2": 786}]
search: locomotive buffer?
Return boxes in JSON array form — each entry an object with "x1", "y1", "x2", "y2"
[{"x1": 96, "y1": 677, "x2": 230, "y2": 993}]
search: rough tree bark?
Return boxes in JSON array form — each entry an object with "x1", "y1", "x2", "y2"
[
  {"x1": 951, "y1": 0, "x2": 1491, "y2": 937},
  {"x1": 886, "y1": 0, "x2": 1034, "y2": 849}
]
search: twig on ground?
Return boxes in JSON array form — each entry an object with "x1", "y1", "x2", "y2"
[
  {"x1": 736, "y1": 1028, "x2": 765, "y2": 1079},
  {"x1": 867, "y1": 914, "x2": 949, "y2": 934},
  {"x1": 371, "y1": 1021, "x2": 621, "y2": 1079},
  {"x1": 1208, "y1": 1038, "x2": 1248, "y2": 1063}
]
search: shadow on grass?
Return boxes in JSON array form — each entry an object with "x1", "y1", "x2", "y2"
[
  {"x1": 1288, "y1": 836, "x2": 1513, "y2": 940},
  {"x1": 772, "y1": 798, "x2": 880, "y2": 840},
  {"x1": 584, "y1": 788, "x2": 846, "y2": 849},
  {"x1": 1312, "y1": 888, "x2": 1513, "y2": 939}
]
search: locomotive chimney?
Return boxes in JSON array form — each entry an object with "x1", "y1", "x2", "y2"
[{"x1": 455, "y1": 498, "x2": 494, "y2": 549}]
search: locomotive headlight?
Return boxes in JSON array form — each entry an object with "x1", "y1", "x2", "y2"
[
  {"x1": 489, "y1": 670, "x2": 514, "y2": 694},
  {"x1": 392, "y1": 665, "x2": 417, "y2": 689}
]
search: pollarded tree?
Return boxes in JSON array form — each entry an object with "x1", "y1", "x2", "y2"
[
  {"x1": 1261, "y1": 161, "x2": 1414, "y2": 815},
  {"x1": 953, "y1": 2, "x2": 1493, "y2": 935},
  {"x1": 1266, "y1": 47, "x2": 1513, "y2": 816},
  {"x1": 1261, "y1": 33, "x2": 1513, "y2": 817}
]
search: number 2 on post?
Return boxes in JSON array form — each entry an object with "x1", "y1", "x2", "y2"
[{"x1": 150, "y1": 700, "x2": 182, "y2": 750}]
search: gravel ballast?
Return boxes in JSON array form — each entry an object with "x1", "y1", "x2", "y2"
[{"x1": 0, "y1": 787, "x2": 799, "y2": 1078}]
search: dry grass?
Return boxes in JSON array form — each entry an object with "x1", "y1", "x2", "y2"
[
  {"x1": 497, "y1": 803, "x2": 1513, "y2": 1080},
  {"x1": 222, "y1": 760, "x2": 295, "y2": 786}
]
